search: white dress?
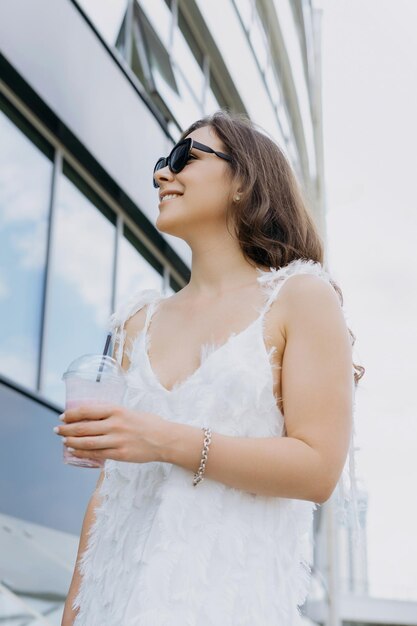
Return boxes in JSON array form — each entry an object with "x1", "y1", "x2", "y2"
[{"x1": 72, "y1": 258, "x2": 356, "y2": 626}]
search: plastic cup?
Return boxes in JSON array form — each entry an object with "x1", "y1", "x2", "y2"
[{"x1": 61, "y1": 354, "x2": 127, "y2": 468}]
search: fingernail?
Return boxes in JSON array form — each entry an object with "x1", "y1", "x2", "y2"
[
  {"x1": 67, "y1": 447, "x2": 75, "y2": 452},
  {"x1": 59, "y1": 413, "x2": 65, "y2": 421},
  {"x1": 62, "y1": 437, "x2": 67, "y2": 443},
  {"x1": 53, "y1": 426, "x2": 60, "y2": 433}
]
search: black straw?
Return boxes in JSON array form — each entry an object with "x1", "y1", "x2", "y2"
[{"x1": 96, "y1": 332, "x2": 112, "y2": 382}]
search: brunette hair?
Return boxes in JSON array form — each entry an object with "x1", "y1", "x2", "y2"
[{"x1": 179, "y1": 110, "x2": 364, "y2": 385}]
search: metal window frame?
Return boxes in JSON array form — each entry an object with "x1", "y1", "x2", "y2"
[{"x1": 37, "y1": 149, "x2": 62, "y2": 395}]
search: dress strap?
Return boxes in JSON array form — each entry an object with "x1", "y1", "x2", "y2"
[
  {"x1": 107, "y1": 288, "x2": 162, "y2": 366},
  {"x1": 257, "y1": 257, "x2": 337, "y2": 318},
  {"x1": 143, "y1": 297, "x2": 160, "y2": 334}
]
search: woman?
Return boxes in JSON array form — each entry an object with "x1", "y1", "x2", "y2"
[{"x1": 59, "y1": 110, "x2": 364, "y2": 625}]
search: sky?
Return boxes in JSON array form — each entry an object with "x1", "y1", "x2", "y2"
[{"x1": 319, "y1": 0, "x2": 417, "y2": 600}]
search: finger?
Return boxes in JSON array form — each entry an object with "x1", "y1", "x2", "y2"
[
  {"x1": 69, "y1": 447, "x2": 121, "y2": 462},
  {"x1": 63, "y1": 403, "x2": 118, "y2": 423},
  {"x1": 68, "y1": 447, "x2": 105, "y2": 460},
  {"x1": 64, "y1": 435, "x2": 114, "y2": 451},
  {"x1": 58, "y1": 417, "x2": 113, "y2": 438}
]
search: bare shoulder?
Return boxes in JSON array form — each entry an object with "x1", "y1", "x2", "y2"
[
  {"x1": 276, "y1": 273, "x2": 346, "y2": 336},
  {"x1": 280, "y1": 274, "x2": 350, "y2": 354},
  {"x1": 279, "y1": 272, "x2": 340, "y2": 302}
]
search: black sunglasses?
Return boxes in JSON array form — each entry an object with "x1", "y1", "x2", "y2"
[{"x1": 153, "y1": 137, "x2": 232, "y2": 188}]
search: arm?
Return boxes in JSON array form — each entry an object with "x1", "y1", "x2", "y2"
[
  {"x1": 61, "y1": 470, "x2": 105, "y2": 626},
  {"x1": 159, "y1": 275, "x2": 354, "y2": 503}
]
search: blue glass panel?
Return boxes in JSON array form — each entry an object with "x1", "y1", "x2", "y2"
[
  {"x1": 42, "y1": 163, "x2": 116, "y2": 405},
  {"x1": 0, "y1": 96, "x2": 53, "y2": 390}
]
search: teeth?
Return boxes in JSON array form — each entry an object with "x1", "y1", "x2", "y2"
[{"x1": 162, "y1": 193, "x2": 181, "y2": 201}]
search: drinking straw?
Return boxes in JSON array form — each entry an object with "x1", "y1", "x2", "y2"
[{"x1": 96, "y1": 332, "x2": 112, "y2": 382}]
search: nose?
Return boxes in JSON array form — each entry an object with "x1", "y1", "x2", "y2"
[{"x1": 154, "y1": 164, "x2": 175, "y2": 188}]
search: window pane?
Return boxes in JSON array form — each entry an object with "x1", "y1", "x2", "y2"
[
  {"x1": 0, "y1": 97, "x2": 53, "y2": 389},
  {"x1": 141, "y1": 0, "x2": 206, "y2": 102},
  {"x1": 153, "y1": 64, "x2": 202, "y2": 129},
  {"x1": 116, "y1": 225, "x2": 163, "y2": 307},
  {"x1": 42, "y1": 163, "x2": 116, "y2": 405},
  {"x1": 172, "y1": 28, "x2": 205, "y2": 103},
  {"x1": 133, "y1": 4, "x2": 203, "y2": 126},
  {"x1": 139, "y1": 0, "x2": 173, "y2": 50}
]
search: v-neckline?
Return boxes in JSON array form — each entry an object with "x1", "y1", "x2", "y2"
[
  {"x1": 143, "y1": 312, "x2": 264, "y2": 394},
  {"x1": 138, "y1": 267, "x2": 280, "y2": 395}
]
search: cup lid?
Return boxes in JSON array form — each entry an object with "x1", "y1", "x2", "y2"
[{"x1": 62, "y1": 354, "x2": 126, "y2": 382}]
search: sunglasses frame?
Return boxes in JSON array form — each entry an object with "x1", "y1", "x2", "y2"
[{"x1": 153, "y1": 138, "x2": 232, "y2": 188}]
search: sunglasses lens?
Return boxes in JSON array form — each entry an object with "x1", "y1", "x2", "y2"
[
  {"x1": 152, "y1": 139, "x2": 191, "y2": 188},
  {"x1": 170, "y1": 140, "x2": 190, "y2": 173},
  {"x1": 154, "y1": 157, "x2": 167, "y2": 173},
  {"x1": 153, "y1": 157, "x2": 166, "y2": 188}
]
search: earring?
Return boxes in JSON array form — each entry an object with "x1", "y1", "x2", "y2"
[{"x1": 234, "y1": 195, "x2": 241, "y2": 202}]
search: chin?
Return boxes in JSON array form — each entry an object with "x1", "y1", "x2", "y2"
[{"x1": 155, "y1": 213, "x2": 187, "y2": 238}]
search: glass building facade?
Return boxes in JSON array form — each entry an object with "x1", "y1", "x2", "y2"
[{"x1": 0, "y1": 1, "x2": 341, "y2": 623}]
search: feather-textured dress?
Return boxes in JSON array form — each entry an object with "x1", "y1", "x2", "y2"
[{"x1": 72, "y1": 258, "x2": 357, "y2": 626}]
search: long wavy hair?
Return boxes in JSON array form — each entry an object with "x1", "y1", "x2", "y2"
[{"x1": 179, "y1": 110, "x2": 364, "y2": 385}]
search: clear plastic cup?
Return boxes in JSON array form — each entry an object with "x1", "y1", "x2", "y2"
[{"x1": 61, "y1": 354, "x2": 127, "y2": 468}]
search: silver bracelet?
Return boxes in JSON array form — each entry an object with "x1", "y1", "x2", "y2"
[{"x1": 192, "y1": 427, "x2": 212, "y2": 486}]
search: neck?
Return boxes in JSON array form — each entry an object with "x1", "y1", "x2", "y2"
[{"x1": 184, "y1": 235, "x2": 265, "y2": 298}]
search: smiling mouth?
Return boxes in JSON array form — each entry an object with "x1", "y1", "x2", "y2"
[{"x1": 160, "y1": 194, "x2": 182, "y2": 203}]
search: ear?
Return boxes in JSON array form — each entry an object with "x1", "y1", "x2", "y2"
[{"x1": 232, "y1": 187, "x2": 244, "y2": 203}]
